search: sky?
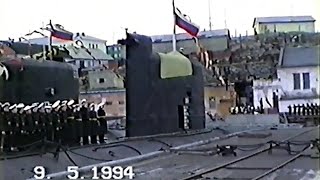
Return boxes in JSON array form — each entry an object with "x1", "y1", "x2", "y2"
[{"x1": 0, "y1": 0, "x2": 319, "y2": 44}]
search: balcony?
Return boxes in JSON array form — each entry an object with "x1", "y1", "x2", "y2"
[{"x1": 279, "y1": 88, "x2": 319, "y2": 100}]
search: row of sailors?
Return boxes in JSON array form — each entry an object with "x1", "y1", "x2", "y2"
[
  {"x1": 287, "y1": 104, "x2": 320, "y2": 116},
  {"x1": 229, "y1": 105, "x2": 264, "y2": 115},
  {"x1": 0, "y1": 99, "x2": 108, "y2": 152}
]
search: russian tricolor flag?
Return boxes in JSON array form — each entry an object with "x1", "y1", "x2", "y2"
[
  {"x1": 49, "y1": 23, "x2": 73, "y2": 41},
  {"x1": 174, "y1": 8, "x2": 200, "y2": 37}
]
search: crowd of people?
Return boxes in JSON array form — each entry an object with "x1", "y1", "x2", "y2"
[
  {"x1": 287, "y1": 104, "x2": 320, "y2": 116},
  {"x1": 0, "y1": 99, "x2": 108, "y2": 152},
  {"x1": 229, "y1": 105, "x2": 264, "y2": 115}
]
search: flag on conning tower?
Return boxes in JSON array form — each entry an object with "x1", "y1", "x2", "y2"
[
  {"x1": 49, "y1": 22, "x2": 73, "y2": 41},
  {"x1": 174, "y1": 6, "x2": 200, "y2": 37}
]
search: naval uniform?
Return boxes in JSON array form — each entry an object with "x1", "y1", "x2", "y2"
[
  {"x1": 52, "y1": 110, "x2": 62, "y2": 143},
  {"x1": 0, "y1": 109, "x2": 6, "y2": 151},
  {"x1": 74, "y1": 109, "x2": 82, "y2": 145},
  {"x1": 80, "y1": 106, "x2": 89, "y2": 145},
  {"x1": 61, "y1": 109, "x2": 69, "y2": 145},
  {"x1": 97, "y1": 108, "x2": 107, "y2": 143},
  {"x1": 89, "y1": 109, "x2": 98, "y2": 144},
  {"x1": 65, "y1": 107, "x2": 75, "y2": 145},
  {"x1": 45, "y1": 112, "x2": 54, "y2": 141}
]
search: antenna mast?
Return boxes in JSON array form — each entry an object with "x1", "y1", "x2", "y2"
[
  {"x1": 208, "y1": 0, "x2": 212, "y2": 30},
  {"x1": 224, "y1": 8, "x2": 227, "y2": 28}
]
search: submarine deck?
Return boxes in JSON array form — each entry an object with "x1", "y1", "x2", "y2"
[{"x1": 0, "y1": 119, "x2": 319, "y2": 180}]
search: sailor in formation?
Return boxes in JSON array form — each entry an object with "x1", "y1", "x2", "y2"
[{"x1": 0, "y1": 99, "x2": 108, "y2": 152}]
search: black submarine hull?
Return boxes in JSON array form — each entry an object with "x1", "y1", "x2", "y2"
[{"x1": 0, "y1": 58, "x2": 79, "y2": 104}]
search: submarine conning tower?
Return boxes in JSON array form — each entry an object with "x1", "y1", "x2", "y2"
[{"x1": 119, "y1": 33, "x2": 205, "y2": 137}]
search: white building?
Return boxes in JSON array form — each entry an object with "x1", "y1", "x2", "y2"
[
  {"x1": 253, "y1": 16, "x2": 316, "y2": 34},
  {"x1": 26, "y1": 32, "x2": 108, "y2": 53},
  {"x1": 253, "y1": 79, "x2": 280, "y2": 109},
  {"x1": 277, "y1": 46, "x2": 320, "y2": 112},
  {"x1": 253, "y1": 46, "x2": 320, "y2": 112}
]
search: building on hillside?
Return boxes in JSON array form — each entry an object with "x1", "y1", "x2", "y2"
[
  {"x1": 0, "y1": 41, "x2": 46, "y2": 58},
  {"x1": 79, "y1": 89, "x2": 125, "y2": 116},
  {"x1": 253, "y1": 16, "x2": 316, "y2": 34},
  {"x1": 106, "y1": 44, "x2": 125, "y2": 60},
  {"x1": 151, "y1": 29, "x2": 231, "y2": 54},
  {"x1": 0, "y1": 41, "x2": 16, "y2": 58},
  {"x1": 63, "y1": 45, "x2": 114, "y2": 75},
  {"x1": 26, "y1": 32, "x2": 108, "y2": 53},
  {"x1": 277, "y1": 45, "x2": 320, "y2": 112},
  {"x1": 204, "y1": 85, "x2": 236, "y2": 118},
  {"x1": 84, "y1": 69, "x2": 124, "y2": 91},
  {"x1": 252, "y1": 78, "x2": 280, "y2": 113}
]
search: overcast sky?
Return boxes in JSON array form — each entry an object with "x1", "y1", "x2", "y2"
[{"x1": 1, "y1": 0, "x2": 319, "y2": 44}]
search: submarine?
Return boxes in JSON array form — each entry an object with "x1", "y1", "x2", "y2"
[{"x1": 0, "y1": 56, "x2": 79, "y2": 104}]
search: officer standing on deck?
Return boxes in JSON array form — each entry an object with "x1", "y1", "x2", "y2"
[
  {"x1": 89, "y1": 103, "x2": 98, "y2": 144},
  {"x1": 0, "y1": 102, "x2": 10, "y2": 152},
  {"x1": 80, "y1": 99, "x2": 89, "y2": 145},
  {"x1": 44, "y1": 105, "x2": 54, "y2": 141},
  {"x1": 8, "y1": 104, "x2": 18, "y2": 151},
  {"x1": 51, "y1": 100, "x2": 61, "y2": 143},
  {"x1": 17, "y1": 103, "x2": 26, "y2": 148},
  {"x1": 73, "y1": 103, "x2": 82, "y2": 145},
  {"x1": 1, "y1": 103, "x2": 11, "y2": 151},
  {"x1": 66, "y1": 100, "x2": 75, "y2": 145},
  {"x1": 59, "y1": 101, "x2": 68, "y2": 145},
  {"x1": 23, "y1": 105, "x2": 34, "y2": 144},
  {"x1": 97, "y1": 102, "x2": 107, "y2": 144}
]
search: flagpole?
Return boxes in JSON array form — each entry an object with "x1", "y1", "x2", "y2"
[
  {"x1": 172, "y1": 0, "x2": 177, "y2": 51},
  {"x1": 48, "y1": 19, "x2": 53, "y2": 60},
  {"x1": 41, "y1": 22, "x2": 46, "y2": 60}
]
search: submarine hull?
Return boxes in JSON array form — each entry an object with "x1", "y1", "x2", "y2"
[{"x1": 0, "y1": 58, "x2": 79, "y2": 104}]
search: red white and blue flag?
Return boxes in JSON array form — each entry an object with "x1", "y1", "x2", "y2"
[
  {"x1": 49, "y1": 22, "x2": 73, "y2": 41},
  {"x1": 174, "y1": 8, "x2": 199, "y2": 37}
]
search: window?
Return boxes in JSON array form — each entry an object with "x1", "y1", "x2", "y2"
[
  {"x1": 303, "y1": 73, "x2": 310, "y2": 89},
  {"x1": 105, "y1": 101, "x2": 112, "y2": 105},
  {"x1": 89, "y1": 43, "x2": 91, "y2": 48},
  {"x1": 98, "y1": 78, "x2": 105, "y2": 83},
  {"x1": 114, "y1": 54, "x2": 118, "y2": 58},
  {"x1": 209, "y1": 97, "x2": 216, "y2": 108},
  {"x1": 293, "y1": 73, "x2": 301, "y2": 90},
  {"x1": 119, "y1": 101, "x2": 125, "y2": 105}
]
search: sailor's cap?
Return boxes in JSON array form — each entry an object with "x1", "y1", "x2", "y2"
[
  {"x1": 98, "y1": 102, "x2": 105, "y2": 107},
  {"x1": 44, "y1": 101, "x2": 51, "y2": 107},
  {"x1": 89, "y1": 103, "x2": 95, "y2": 107},
  {"x1": 80, "y1": 99, "x2": 87, "y2": 104},
  {"x1": 9, "y1": 104, "x2": 17, "y2": 110},
  {"x1": 44, "y1": 105, "x2": 52, "y2": 109},
  {"x1": 38, "y1": 102, "x2": 44, "y2": 108},
  {"x1": 67, "y1": 99, "x2": 75, "y2": 106},
  {"x1": 1, "y1": 102, "x2": 10, "y2": 108},
  {"x1": 52, "y1": 100, "x2": 61, "y2": 108},
  {"x1": 31, "y1": 102, "x2": 39, "y2": 107},
  {"x1": 16, "y1": 103, "x2": 25, "y2": 109},
  {"x1": 61, "y1": 100, "x2": 68, "y2": 105},
  {"x1": 24, "y1": 105, "x2": 32, "y2": 111}
]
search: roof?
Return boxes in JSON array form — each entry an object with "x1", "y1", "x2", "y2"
[
  {"x1": 64, "y1": 45, "x2": 94, "y2": 59},
  {"x1": 253, "y1": 16, "x2": 316, "y2": 27},
  {"x1": 26, "y1": 34, "x2": 107, "y2": 45},
  {"x1": 279, "y1": 45, "x2": 320, "y2": 68},
  {"x1": 87, "y1": 48, "x2": 114, "y2": 60},
  {"x1": 0, "y1": 41, "x2": 46, "y2": 55},
  {"x1": 26, "y1": 37, "x2": 72, "y2": 45},
  {"x1": 74, "y1": 33, "x2": 107, "y2": 42},
  {"x1": 151, "y1": 29, "x2": 230, "y2": 43}
]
